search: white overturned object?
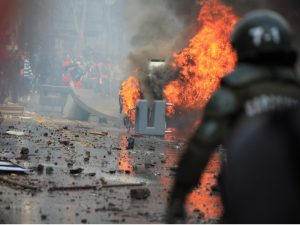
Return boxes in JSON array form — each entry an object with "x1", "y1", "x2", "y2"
[
  {"x1": 6, "y1": 131, "x2": 25, "y2": 136},
  {"x1": 0, "y1": 160, "x2": 31, "y2": 173},
  {"x1": 135, "y1": 100, "x2": 169, "y2": 136}
]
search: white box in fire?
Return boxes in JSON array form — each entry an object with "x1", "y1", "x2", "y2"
[{"x1": 135, "y1": 100, "x2": 169, "y2": 136}]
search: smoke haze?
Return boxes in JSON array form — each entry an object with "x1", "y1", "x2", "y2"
[{"x1": 123, "y1": 0, "x2": 300, "y2": 102}]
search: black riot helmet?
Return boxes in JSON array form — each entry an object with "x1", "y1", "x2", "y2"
[{"x1": 231, "y1": 10, "x2": 297, "y2": 66}]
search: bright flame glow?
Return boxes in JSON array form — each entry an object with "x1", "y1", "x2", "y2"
[
  {"x1": 119, "y1": 76, "x2": 142, "y2": 123},
  {"x1": 163, "y1": 0, "x2": 238, "y2": 116}
]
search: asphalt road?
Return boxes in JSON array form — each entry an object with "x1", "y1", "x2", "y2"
[{"x1": 0, "y1": 109, "x2": 222, "y2": 223}]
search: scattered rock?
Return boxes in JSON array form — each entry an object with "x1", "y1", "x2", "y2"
[
  {"x1": 20, "y1": 147, "x2": 29, "y2": 155},
  {"x1": 43, "y1": 133, "x2": 48, "y2": 137},
  {"x1": 127, "y1": 137, "x2": 135, "y2": 149},
  {"x1": 130, "y1": 188, "x2": 151, "y2": 200},
  {"x1": 5, "y1": 206, "x2": 10, "y2": 210},
  {"x1": 100, "y1": 177, "x2": 107, "y2": 185},
  {"x1": 46, "y1": 167, "x2": 54, "y2": 175},
  {"x1": 70, "y1": 168, "x2": 84, "y2": 174},
  {"x1": 59, "y1": 140, "x2": 70, "y2": 146},
  {"x1": 145, "y1": 162, "x2": 155, "y2": 169},
  {"x1": 148, "y1": 146, "x2": 155, "y2": 151},
  {"x1": 81, "y1": 219, "x2": 87, "y2": 223},
  {"x1": 109, "y1": 170, "x2": 116, "y2": 174},
  {"x1": 37, "y1": 164, "x2": 44, "y2": 173},
  {"x1": 41, "y1": 214, "x2": 47, "y2": 220}
]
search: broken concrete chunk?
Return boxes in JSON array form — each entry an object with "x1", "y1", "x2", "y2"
[
  {"x1": 59, "y1": 140, "x2": 70, "y2": 146},
  {"x1": 70, "y1": 168, "x2": 84, "y2": 174},
  {"x1": 46, "y1": 167, "x2": 54, "y2": 175},
  {"x1": 37, "y1": 164, "x2": 44, "y2": 173},
  {"x1": 20, "y1": 147, "x2": 29, "y2": 155},
  {"x1": 130, "y1": 188, "x2": 151, "y2": 200},
  {"x1": 41, "y1": 214, "x2": 47, "y2": 220}
]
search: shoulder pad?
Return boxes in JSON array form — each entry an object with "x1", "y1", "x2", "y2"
[
  {"x1": 223, "y1": 64, "x2": 270, "y2": 87},
  {"x1": 205, "y1": 87, "x2": 238, "y2": 118}
]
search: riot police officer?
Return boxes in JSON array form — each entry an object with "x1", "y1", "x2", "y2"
[{"x1": 166, "y1": 10, "x2": 300, "y2": 223}]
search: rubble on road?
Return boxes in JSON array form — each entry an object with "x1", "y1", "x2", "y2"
[
  {"x1": 130, "y1": 188, "x2": 151, "y2": 200},
  {"x1": 70, "y1": 168, "x2": 84, "y2": 174}
]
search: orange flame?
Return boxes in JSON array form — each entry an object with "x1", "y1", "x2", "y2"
[
  {"x1": 119, "y1": 76, "x2": 142, "y2": 123},
  {"x1": 163, "y1": 0, "x2": 238, "y2": 116}
]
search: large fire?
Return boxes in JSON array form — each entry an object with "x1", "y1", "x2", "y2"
[
  {"x1": 119, "y1": 76, "x2": 142, "y2": 123},
  {"x1": 163, "y1": 0, "x2": 238, "y2": 116},
  {"x1": 120, "y1": 0, "x2": 238, "y2": 121}
]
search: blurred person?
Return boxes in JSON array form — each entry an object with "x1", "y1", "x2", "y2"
[
  {"x1": 166, "y1": 10, "x2": 300, "y2": 224},
  {"x1": 8, "y1": 49, "x2": 23, "y2": 103}
]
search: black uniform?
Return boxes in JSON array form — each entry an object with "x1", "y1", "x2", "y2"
[{"x1": 167, "y1": 10, "x2": 300, "y2": 223}]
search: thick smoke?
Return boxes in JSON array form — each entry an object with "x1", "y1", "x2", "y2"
[
  {"x1": 124, "y1": 0, "x2": 300, "y2": 102},
  {"x1": 123, "y1": 0, "x2": 200, "y2": 101}
]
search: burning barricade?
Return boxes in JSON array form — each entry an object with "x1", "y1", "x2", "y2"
[{"x1": 119, "y1": 0, "x2": 238, "y2": 134}]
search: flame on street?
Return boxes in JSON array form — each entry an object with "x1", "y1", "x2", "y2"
[
  {"x1": 163, "y1": 0, "x2": 238, "y2": 116},
  {"x1": 119, "y1": 76, "x2": 142, "y2": 123}
]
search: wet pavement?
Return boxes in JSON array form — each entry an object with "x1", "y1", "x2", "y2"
[{"x1": 0, "y1": 110, "x2": 222, "y2": 223}]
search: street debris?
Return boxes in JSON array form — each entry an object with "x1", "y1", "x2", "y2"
[
  {"x1": 127, "y1": 137, "x2": 135, "y2": 149},
  {"x1": 19, "y1": 116, "x2": 32, "y2": 120},
  {"x1": 70, "y1": 168, "x2": 84, "y2": 174},
  {"x1": 20, "y1": 147, "x2": 29, "y2": 155},
  {"x1": 46, "y1": 167, "x2": 54, "y2": 175},
  {"x1": 145, "y1": 162, "x2": 155, "y2": 168},
  {"x1": 59, "y1": 140, "x2": 70, "y2": 146},
  {"x1": 87, "y1": 173, "x2": 96, "y2": 177},
  {"x1": 0, "y1": 176, "x2": 40, "y2": 191},
  {"x1": 89, "y1": 131, "x2": 108, "y2": 137},
  {"x1": 0, "y1": 160, "x2": 31, "y2": 174},
  {"x1": 41, "y1": 215, "x2": 47, "y2": 220},
  {"x1": 37, "y1": 164, "x2": 44, "y2": 173},
  {"x1": 48, "y1": 185, "x2": 99, "y2": 192},
  {"x1": 5, "y1": 131, "x2": 25, "y2": 136},
  {"x1": 48, "y1": 182, "x2": 146, "y2": 192},
  {"x1": 130, "y1": 188, "x2": 151, "y2": 200}
]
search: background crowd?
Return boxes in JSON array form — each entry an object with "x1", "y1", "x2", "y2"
[{"x1": 0, "y1": 47, "x2": 124, "y2": 105}]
